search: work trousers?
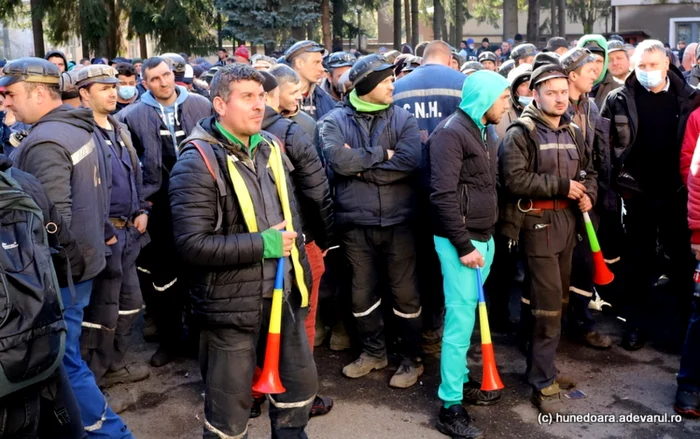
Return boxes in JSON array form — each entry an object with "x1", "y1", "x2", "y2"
[
  {"x1": 340, "y1": 224, "x2": 423, "y2": 363},
  {"x1": 484, "y1": 234, "x2": 519, "y2": 327},
  {"x1": 303, "y1": 241, "x2": 325, "y2": 352},
  {"x1": 82, "y1": 226, "x2": 147, "y2": 382},
  {"x1": 567, "y1": 213, "x2": 598, "y2": 335},
  {"x1": 434, "y1": 236, "x2": 494, "y2": 406},
  {"x1": 200, "y1": 292, "x2": 317, "y2": 439},
  {"x1": 60, "y1": 280, "x2": 134, "y2": 438},
  {"x1": 679, "y1": 295, "x2": 700, "y2": 392},
  {"x1": 622, "y1": 191, "x2": 695, "y2": 333},
  {"x1": 0, "y1": 366, "x2": 85, "y2": 439},
  {"x1": 520, "y1": 209, "x2": 576, "y2": 390}
]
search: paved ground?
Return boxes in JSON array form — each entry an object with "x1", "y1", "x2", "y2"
[{"x1": 117, "y1": 294, "x2": 700, "y2": 439}]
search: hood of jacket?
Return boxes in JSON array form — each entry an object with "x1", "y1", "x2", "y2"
[
  {"x1": 262, "y1": 106, "x2": 283, "y2": 131},
  {"x1": 31, "y1": 104, "x2": 95, "y2": 133},
  {"x1": 520, "y1": 101, "x2": 574, "y2": 132},
  {"x1": 577, "y1": 35, "x2": 609, "y2": 86},
  {"x1": 140, "y1": 85, "x2": 190, "y2": 110},
  {"x1": 458, "y1": 70, "x2": 509, "y2": 138}
]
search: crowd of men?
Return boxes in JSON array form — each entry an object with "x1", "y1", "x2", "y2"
[{"x1": 0, "y1": 30, "x2": 699, "y2": 439}]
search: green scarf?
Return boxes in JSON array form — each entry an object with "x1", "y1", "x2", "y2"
[
  {"x1": 215, "y1": 121, "x2": 263, "y2": 157},
  {"x1": 349, "y1": 89, "x2": 390, "y2": 112}
]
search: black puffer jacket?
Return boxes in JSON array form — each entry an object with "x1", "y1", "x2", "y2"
[
  {"x1": 428, "y1": 109, "x2": 498, "y2": 257},
  {"x1": 169, "y1": 117, "x2": 311, "y2": 329},
  {"x1": 0, "y1": 155, "x2": 86, "y2": 287},
  {"x1": 261, "y1": 106, "x2": 334, "y2": 249}
]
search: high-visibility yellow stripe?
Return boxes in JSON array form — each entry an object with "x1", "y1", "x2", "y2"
[
  {"x1": 269, "y1": 288, "x2": 283, "y2": 333},
  {"x1": 224, "y1": 139, "x2": 309, "y2": 307},
  {"x1": 478, "y1": 303, "x2": 491, "y2": 344},
  {"x1": 226, "y1": 155, "x2": 258, "y2": 233}
]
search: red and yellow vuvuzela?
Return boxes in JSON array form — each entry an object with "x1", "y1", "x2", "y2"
[
  {"x1": 583, "y1": 211, "x2": 615, "y2": 286},
  {"x1": 476, "y1": 267, "x2": 504, "y2": 392},
  {"x1": 252, "y1": 257, "x2": 286, "y2": 394}
]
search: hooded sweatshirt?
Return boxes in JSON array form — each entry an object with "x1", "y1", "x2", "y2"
[
  {"x1": 140, "y1": 85, "x2": 191, "y2": 155},
  {"x1": 428, "y1": 70, "x2": 509, "y2": 256},
  {"x1": 578, "y1": 35, "x2": 620, "y2": 108}
]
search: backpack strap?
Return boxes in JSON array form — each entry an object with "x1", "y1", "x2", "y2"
[{"x1": 189, "y1": 140, "x2": 227, "y2": 231}]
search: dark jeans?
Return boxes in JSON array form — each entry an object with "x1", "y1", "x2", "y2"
[
  {"x1": 484, "y1": 233, "x2": 519, "y2": 326},
  {"x1": 199, "y1": 291, "x2": 317, "y2": 439},
  {"x1": 678, "y1": 295, "x2": 700, "y2": 393},
  {"x1": 0, "y1": 366, "x2": 86, "y2": 439},
  {"x1": 340, "y1": 224, "x2": 423, "y2": 362},
  {"x1": 622, "y1": 191, "x2": 695, "y2": 333},
  {"x1": 521, "y1": 210, "x2": 576, "y2": 390},
  {"x1": 567, "y1": 218, "x2": 597, "y2": 335}
]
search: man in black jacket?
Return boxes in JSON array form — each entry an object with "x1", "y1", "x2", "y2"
[
  {"x1": 3, "y1": 57, "x2": 134, "y2": 438},
  {"x1": 320, "y1": 54, "x2": 424, "y2": 388},
  {"x1": 428, "y1": 69, "x2": 510, "y2": 439},
  {"x1": 261, "y1": 71, "x2": 335, "y2": 417},
  {"x1": 499, "y1": 54, "x2": 598, "y2": 414},
  {"x1": 118, "y1": 56, "x2": 212, "y2": 367},
  {"x1": 602, "y1": 39, "x2": 700, "y2": 351},
  {"x1": 169, "y1": 64, "x2": 317, "y2": 439}
]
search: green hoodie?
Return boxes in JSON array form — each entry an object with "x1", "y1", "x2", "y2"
[
  {"x1": 458, "y1": 70, "x2": 510, "y2": 144},
  {"x1": 577, "y1": 34, "x2": 609, "y2": 86}
]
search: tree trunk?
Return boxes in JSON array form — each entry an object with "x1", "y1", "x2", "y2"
[
  {"x1": 29, "y1": 0, "x2": 44, "y2": 58},
  {"x1": 411, "y1": 0, "x2": 419, "y2": 47},
  {"x1": 139, "y1": 33, "x2": 148, "y2": 59},
  {"x1": 321, "y1": 0, "x2": 331, "y2": 50},
  {"x1": 264, "y1": 41, "x2": 275, "y2": 56},
  {"x1": 307, "y1": 22, "x2": 315, "y2": 41},
  {"x1": 393, "y1": 0, "x2": 401, "y2": 50},
  {"x1": 550, "y1": 0, "x2": 556, "y2": 37},
  {"x1": 455, "y1": 0, "x2": 463, "y2": 48},
  {"x1": 292, "y1": 27, "x2": 306, "y2": 41},
  {"x1": 433, "y1": 0, "x2": 445, "y2": 40},
  {"x1": 107, "y1": 0, "x2": 117, "y2": 58},
  {"x1": 557, "y1": 0, "x2": 566, "y2": 37},
  {"x1": 332, "y1": 0, "x2": 344, "y2": 43},
  {"x1": 503, "y1": 0, "x2": 518, "y2": 41},
  {"x1": 404, "y1": 0, "x2": 411, "y2": 46},
  {"x1": 526, "y1": 0, "x2": 540, "y2": 43},
  {"x1": 217, "y1": 13, "x2": 223, "y2": 48},
  {"x1": 448, "y1": 23, "x2": 455, "y2": 46}
]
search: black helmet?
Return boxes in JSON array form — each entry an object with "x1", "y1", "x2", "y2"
[
  {"x1": 326, "y1": 51, "x2": 356, "y2": 69},
  {"x1": 498, "y1": 59, "x2": 516, "y2": 77},
  {"x1": 204, "y1": 65, "x2": 222, "y2": 84},
  {"x1": 284, "y1": 40, "x2": 325, "y2": 63},
  {"x1": 0, "y1": 57, "x2": 60, "y2": 87},
  {"x1": 511, "y1": 43, "x2": 537, "y2": 62},
  {"x1": 159, "y1": 53, "x2": 187, "y2": 74},
  {"x1": 402, "y1": 55, "x2": 422, "y2": 73},
  {"x1": 348, "y1": 54, "x2": 393, "y2": 88},
  {"x1": 478, "y1": 51, "x2": 498, "y2": 64},
  {"x1": 560, "y1": 48, "x2": 596, "y2": 75},
  {"x1": 460, "y1": 61, "x2": 483, "y2": 74}
]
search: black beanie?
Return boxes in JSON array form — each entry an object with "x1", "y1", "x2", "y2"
[
  {"x1": 259, "y1": 71, "x2": 278, "y2": 93},
  {"x1": 355, "y1": 68, "x2": 394, "y2": 96}
]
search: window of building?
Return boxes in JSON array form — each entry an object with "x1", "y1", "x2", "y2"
[{"x1": 670, "y1": 17, "x2": 700, "y2": 47}]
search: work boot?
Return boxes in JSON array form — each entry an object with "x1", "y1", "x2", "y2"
[
  {"x1": 101, "y1": 364, "x2": 151, "y2": 389},
  {"x1": 583, "y1": 331, "x2": 612, "y2": 349},
  {"x1": 555, "y1": 373, "x2": 577, "y2": 390},
  {"x1": 389, "y1": 362, "x2": 424, "y2": 389},
  {"x1": 531, "y1": 383, "x2": 565, "y2": 415},
  {"x1": 105, "y1": 389, "x2": 136, "y2": 414},
  {"x1": 342, "y1": 353, "x2": 388, "y2": 379},
  {"x1": 436, "y1": 404, "x2": 484, "y2": 439},
  {"x1": 329, "y1": 332, "x2": 351, "y2": 351},
  {"x1": 309, "y1": 395, "x2": 334, "y2": 417},
  {"x1": 314, "y1": 319, "x2": 327, "y2": 347},
  {"x1": 621, "y1": 328, "x2": 646, "y2": 351},
  {"x1": 422, "y1": 328, "x2": 443, "y2": 357},
  {"x1": 142, "y1": 313, "x2": 158, "y2": 342},
  {"x1": 150, "y1": 345, "x2": 176, "y2": 367},
  {"x1": 250, "y1": 396, "x2": 265, "y2": 419},
  {"x1": 463, "y1": 380, "x2": 501, "y2": 406},
  {"x1": 674, "y1": 388, "x2": 700, "y2": 418}
]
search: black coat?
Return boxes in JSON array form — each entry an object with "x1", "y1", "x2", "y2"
[
  {"x1": 261, "y1": 107, "x2": 334, "y2": 249},
  {"x1": 169, "y1": 117, "x2": 311, "y2": 330},
  {"x1": 428, "y1": 109, "x2": 498, "y2": 257},
  {"x1": 0, "y1": 155, "x2": 86, "y2": 287}
]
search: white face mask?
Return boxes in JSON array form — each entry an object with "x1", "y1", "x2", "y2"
[
  {"x1": 468, "y1": 45, "x2": 474, "y2": 50},
  {"x1": 518, "y1": 96, "x2": 533, "y2": 107},
  {"x1": 118, "y1": 85, "x2": 137, "y2": 100},
  {"x1": 635, "y1": 68, "x2": 664, "y2": 88}
]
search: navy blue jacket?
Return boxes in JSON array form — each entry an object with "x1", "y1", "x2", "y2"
[
  {"x1": 116, "y1": 88, "x2": 212, "y2": 200},
  {"x1": 319, "y1": 100, "x2": 422, "y2": 227},
  {"x1": 301, "y1": 84, "x2": 336, "y2": 122}
]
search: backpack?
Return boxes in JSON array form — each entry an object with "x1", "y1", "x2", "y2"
[{"x1": 0, "y1": 169, "x2": 66, "y2": 398}]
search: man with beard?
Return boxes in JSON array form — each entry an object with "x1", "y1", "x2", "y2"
[
  {"x1": 321, "y1": 51, "x2": 355, "y2": 102},
  {"x1": 499, "y1": 54, "x2": 597, "y2": 414},
  {"x1": 427, "y1": 70, "x2": 510, "y2": 438}
]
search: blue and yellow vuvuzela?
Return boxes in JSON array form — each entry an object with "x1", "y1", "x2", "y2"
[{"x1": 476, "y1": 267, "x2": 504, "y2": 392}]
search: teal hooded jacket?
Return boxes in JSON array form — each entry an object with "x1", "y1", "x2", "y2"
[
  {"x1": 577, "y1": 34, "x2": 609, "y2": 86},
  {"x1": 459, "y1": 70, "x2": 510, "y2": 145}
]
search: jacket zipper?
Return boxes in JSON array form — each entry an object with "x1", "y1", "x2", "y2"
[{"x1": 460, "y1": 184, "x2": 469, "y2": 224}]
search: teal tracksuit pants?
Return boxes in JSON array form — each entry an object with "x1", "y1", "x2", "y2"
[{"x1": 434, "y1": 236, "x2": 495, "y2": 407}]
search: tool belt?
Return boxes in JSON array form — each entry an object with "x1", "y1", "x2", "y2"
[
  {"x1": 517, "y1": 198, "x2": 572, "y2": 213},
  {"x1": 109, "y1": 217, "x2": 134, "y2": 229}
]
